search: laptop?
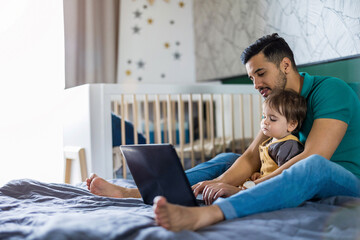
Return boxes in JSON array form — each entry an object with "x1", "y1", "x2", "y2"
[{"x1": 120, "y1": 144, "x2": 204, "y2": 206}]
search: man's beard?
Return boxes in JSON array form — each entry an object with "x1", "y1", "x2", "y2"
[
  {"x1": 274, "y1": 70, "x2": 287, "y2": 90},
  {"x1": 261, "y1": 70, "x2": 287, "y2": 98}
]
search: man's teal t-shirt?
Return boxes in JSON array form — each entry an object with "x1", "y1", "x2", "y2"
[{"x1": 299, "y1": 72, "x2": 360, "y2": 178}]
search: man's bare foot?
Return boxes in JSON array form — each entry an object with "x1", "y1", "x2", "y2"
[
  {"x1": 153, "y1": 196, "x2": 224, "y2": 232},
  {"x1": 86, "y1": 173, "x2": 141, "y2": 198}
]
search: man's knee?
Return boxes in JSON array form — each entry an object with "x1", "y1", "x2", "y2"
[
  {"x1": 212, "y1": 152, "x2": 241, "y2": 163},
  {"x1": 216, "y1": 152, "x2": 240, "y2": 158},
  {"x1": 300, "y1": 154, "x2": 328, "y2": 168},
  {"x1": 287, "y1": 154, "x2": 329, "y2": 181}
]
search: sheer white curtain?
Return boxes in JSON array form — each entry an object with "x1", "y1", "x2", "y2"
[{"x1": 63, "y1": 0, "x2": 120, "y2": 88}]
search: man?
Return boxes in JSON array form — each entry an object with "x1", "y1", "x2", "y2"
[{"x1": 87, "y1": 33, "x2": 360, "y2": 231}]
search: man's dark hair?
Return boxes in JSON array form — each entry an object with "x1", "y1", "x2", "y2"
[
  {"x1": 264, "y1": 89, "x2": 306, "y2": 133},
  {"x1": 240, "y1": 33, "x2": 297, "y2": 71}
]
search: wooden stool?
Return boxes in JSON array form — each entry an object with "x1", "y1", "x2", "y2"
[{"x1": 64, "y1": 146, "x2": 87, "y2": 184}]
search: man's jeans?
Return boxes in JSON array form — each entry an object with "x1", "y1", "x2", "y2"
[{"x1": 185, "y1": 153, "x2": 360, "y2": 219}]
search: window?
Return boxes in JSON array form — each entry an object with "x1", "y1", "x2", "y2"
[{"x1": 0, "y1": 0, "x2": 65, "y2": 186}]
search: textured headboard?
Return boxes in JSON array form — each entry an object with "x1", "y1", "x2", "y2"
[{"x1": 221, "y1": 57, "x2": 360, "y2": 86}]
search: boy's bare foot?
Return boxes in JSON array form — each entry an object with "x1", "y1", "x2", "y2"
[
  {"x1": 153, "y1": 196, "x2": 224, "y2": 232},
  {"x1": 86, "y1": 173, "x2": 141, "y2": 198}
]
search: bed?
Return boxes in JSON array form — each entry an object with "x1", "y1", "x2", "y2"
[
  {"x1": 2, "y1": 83, "x2": 360, "y2": 239},
  {"x1": 1, "y1": 178, "x2": 360, "y2": 239}
]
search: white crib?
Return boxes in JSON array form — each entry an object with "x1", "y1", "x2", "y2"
[{"x1": 63, "y1": 83, "x2": 261, "y2": 184}]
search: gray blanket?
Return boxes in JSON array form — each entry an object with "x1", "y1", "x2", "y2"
[{"x1": 1, "y1": 179, "x2": 359, "y2": 240}]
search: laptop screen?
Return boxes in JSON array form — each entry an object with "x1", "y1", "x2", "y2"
[{"x1": 120, "y1": 144, "x2": 198, "y2": 206}]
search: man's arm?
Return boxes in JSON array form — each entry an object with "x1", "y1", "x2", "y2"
[{"x1": 255, "y1": 118, "x2": 348, "y2": 184}]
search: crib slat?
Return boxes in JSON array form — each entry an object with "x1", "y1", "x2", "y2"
[
  {"x1": 120, "y1": 94, "x2": 127, "y2": 179},
  {"x1": 198, "y1": 94, "x2": 205, "y2": 162},
  {"x1": 206, "y1": 101, "x2": 210, "y2": 140},
  {"x1": 162, "y1": 101, "x2": 168, "y2": 143},
  {"x1": 132, "y1": 94, "x2": 138, "y2": 145},
  {"x1": 188, "y1": 94, "x2": 195, "y2": 168},
  {"x1": 155, "y1": 94, "x2": 161, "y2": 144},
  {"x1": 172, "y1": 101, "x2": 176, "y2": 144},
  {"x1": 144, "y1": 94, "x2": 150, "y2": 144},
  {"x1": 220, "y1": 94, "x2": 226, "y2": 153},
  {"x1": 152, "y1": 100, "x2": 157, "y2": 143},
  {"x1": 120, "y1": 95, "x2": 126, "y2": 145},
  {"x1": 167, "y1": 94, "x2": 173, "y2": 145},
  {"x1": 230, "y1": 94, "x2": 235, "y2": 152},
  {"x1": 209, "y1": 94, "x2": 215, "y2": 158},
  {"x1": 239, "y1": 94, "x2": 245, "y2": 153},
  {"x1": 178, "y1": 94, "x2": 184, "y2": 167}
]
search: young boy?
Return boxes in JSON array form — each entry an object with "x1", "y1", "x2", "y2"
[{"x1": 249, "y1": 89, "x2": 307, "y2": 182}]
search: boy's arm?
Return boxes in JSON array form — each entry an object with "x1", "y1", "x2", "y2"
[{"x1": 255, "y1": 118, "x2": 348, "y2": 184}]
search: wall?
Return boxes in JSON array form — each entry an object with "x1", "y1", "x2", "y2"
[
  {"x1": 118, "y1": 0, "x2": 196, "y2": 83},
  {"x1": 194, "y1": 0, "x2": 360, "y2": 81}
]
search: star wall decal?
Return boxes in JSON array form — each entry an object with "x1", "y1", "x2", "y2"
[
  {"x1": 137, "y1": 60, "x2": 145, "y2": 69},
  {"x1": 179, "y1": 1, "x2": 185, "y2": 8},
  {"x1": 164, "y1": 42, "x2": 170, "y2": 48},
  {"x1": 134, "y1": 10, "x2": 142, "y2": 18},
  {"x1": 132, "y1": 25, "x2": 141, "y2": 34},
  {"x1": 126, "y1": 70, "x2": 132, "y2": 76},
  {"x1": 173, "y1": 52, "x2": 181, "y2": 60},
  {"x1": 147, "y1": 0, "x2": 170, "y2": 5},
  {"x1": 147, "y1": 18, "x2": 153, "y2": 24}
]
